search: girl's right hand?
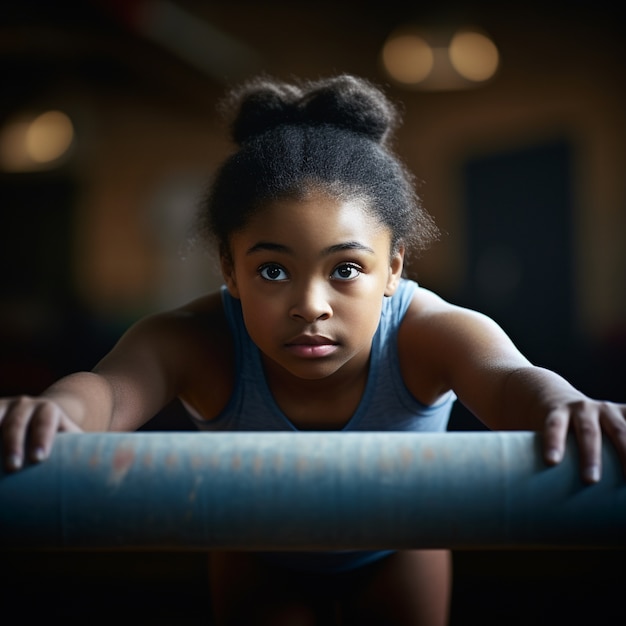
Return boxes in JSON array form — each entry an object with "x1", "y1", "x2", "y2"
[{"x1": 0, "y1": 396, "x2": 83, "y2": 472}]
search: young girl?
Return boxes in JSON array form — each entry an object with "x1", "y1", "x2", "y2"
[{"x1": 1, "y1": 74, "x2": 625, "y2": 626}]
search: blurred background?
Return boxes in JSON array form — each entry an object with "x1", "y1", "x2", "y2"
[{"x1": 0, "y1": 0, "x2": 624, "y2": 623}]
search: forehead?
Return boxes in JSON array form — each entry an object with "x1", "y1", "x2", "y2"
[{"x1": 240, "y1": 190, "x2": 389, "y2": 243}]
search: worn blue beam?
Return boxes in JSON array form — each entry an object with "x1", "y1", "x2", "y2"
[{"x1": 0, "y1": 431, "x2": 624, "y2": 550}]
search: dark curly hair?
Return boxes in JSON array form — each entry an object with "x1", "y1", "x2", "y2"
[{"x1": 197, "y1": 74, "x2": 439, "y2": 262}]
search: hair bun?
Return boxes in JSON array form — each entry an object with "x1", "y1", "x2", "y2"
[
  {"x1": 300, "y1": 75, "x2": 397, "y2": 144},
  {"x1": 226, "y1": 74, "x2": 398, "y2": 146},
  {"x1": 228, "y1": 79, "x2": 303, "y2": 146}
]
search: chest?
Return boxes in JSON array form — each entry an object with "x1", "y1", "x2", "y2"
[{"x1": 270, "y1": 382, "x2": 365, "y2": 430}]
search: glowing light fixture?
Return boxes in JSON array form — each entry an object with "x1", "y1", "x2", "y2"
[
  {"x1": 449, "y1": 30, "x2": 499, "y2": 82},
  {"x1": 0, "y1": 110, "x2": 74, "y2": 172},
  {"x1": 381, "y1": 32, "x2": 434, "y2": 85},
  {"x1": 381, "y1": 25, "x2": 499, "y2": 91}
]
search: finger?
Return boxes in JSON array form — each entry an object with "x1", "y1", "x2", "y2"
[
  {"x1": 542, "y1": 407, "x2": 570, "y2": 466},
  {"x1": 0, "y1": 402, "x2": 15, "y2": 469},
  {"x1": 572, "y1": 403, "x2": 602, "y2": 484},
  {"x1": 26, "y1": 401, "x2": 63, "y2": 463},
  {"x1": 0, "y1": 397, "x2": 34, "y2": 471},
  {"x1": 598, "y1": 402, "x2": 626, "y2": 479}
]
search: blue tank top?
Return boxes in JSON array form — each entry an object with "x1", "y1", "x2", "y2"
[
  {"x1": 186, "y1": 278, "x2": 455, "y2": 433},
  {"x1": 184, "y1": 278, "x2": 456, "y2": 573}
]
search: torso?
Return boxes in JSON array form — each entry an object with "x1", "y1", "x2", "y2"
[{"x1": 174, "y1": 285, "x2": 452, "y2": 428}]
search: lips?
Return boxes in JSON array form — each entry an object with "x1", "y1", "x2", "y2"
[
  {"x1": 285, "y1": 334, "x2": 339, "y2": 358},
  {"x1": 286, "y1": 334, "x2": 337, "y2": 347}
]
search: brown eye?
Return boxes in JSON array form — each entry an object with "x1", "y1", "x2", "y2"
[
  {"x1": 332, "y1": 264, "x2": 361, "y2": 280},
  {"x1": 259, "y1": 264, "x2": 288, "y2": 281}
]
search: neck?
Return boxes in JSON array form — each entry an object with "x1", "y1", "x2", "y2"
[{"x1": 260, "y1": 352, "x2": 371, "y2": 429}]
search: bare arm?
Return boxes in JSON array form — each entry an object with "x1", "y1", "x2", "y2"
[
  {"x1": 403, "y1": 288, "x2": 626, "y2": 483},
  {"x1": 0, "y1": 303, "x2": 211, "y2": 472},
  {"x1": 0, "y1": 372, "x2": 113, "y2": 471}
]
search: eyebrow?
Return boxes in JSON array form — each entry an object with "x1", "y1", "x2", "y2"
[{"x1": 246, "y1": 241, "x2": 376, "y2": 256}]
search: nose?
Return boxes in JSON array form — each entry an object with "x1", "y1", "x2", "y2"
[{"x1": 289, "y1": 279, "x2": 332, "y2": 322}]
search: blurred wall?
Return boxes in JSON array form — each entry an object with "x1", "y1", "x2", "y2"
[{"x1": 1, "y1": 0, "x2": 624, "y2": 397}]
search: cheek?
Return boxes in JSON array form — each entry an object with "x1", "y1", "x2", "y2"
[
  {"x1": 240, "y1": 292, "x2": 282, "y2": 335},
  {"x1": 336, "y1": 296, "x2": 382, "y2": 336}
]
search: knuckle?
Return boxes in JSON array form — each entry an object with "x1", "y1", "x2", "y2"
[
  {"x1": 2, "y1": 396, "x2": 55, "y2": 430},
  {"x1": 603, "y1": 408, "x2": 626, "y2": 436},
  {"x1": 11, "y1": 394, "x2": 35, "y2": 410},
  {"x1": 615, "y1": 413, "x2": 626, "y2": 430},
  {"x1": 546, "y1": 414, "x2": 563, "y2": 427},
  {"x1": 575, "y1": 419, "x2": 600, "y2": 438},
  {"x1": 544, "y1": 412, "x2": 566, "y2": 431},
  {"x1": 35, "y1": 401, "x2": 58, "y2": 421},
  {"x1": 598, "y1": 400, "x2": 617, "y2": 414},
  {"x1": 10, "y1": 395, "x2": 31, "y2": 412},
  {"x1": 571, "y1": 398, "x2": 595, "y2": 414}
]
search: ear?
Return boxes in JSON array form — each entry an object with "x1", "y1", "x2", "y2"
[
  {"x1": 384, "y1": 246, "x2": 405, "y2": 297},
  {"x1": 220, "y1": 254, "x2": 241, "y2": 299}
]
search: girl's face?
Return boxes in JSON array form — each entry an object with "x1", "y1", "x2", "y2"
[{"x1": 222, "y1": 189, "x2": 404, "y2": 382}]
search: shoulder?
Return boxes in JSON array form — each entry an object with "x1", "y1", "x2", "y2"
[
  {"x1": 126, "y1": 290, "x2": 229, "y2": 345},
  {"x1": 401, "y1": 284, "x2": 506, "y2": 336},
  {"x1": 98, "y1": 290, "x2": 233, "y2": 386},
  {"x1": 400, "y1": 285, "x2": 527, "y2": 361},
  {"x1": 396, "y1": 285, "x2": 529, "y2": 403}
]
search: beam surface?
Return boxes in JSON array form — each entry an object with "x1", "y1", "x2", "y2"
[{"x1": 1, "y1": 431, "x2": 624, "y2": 550}]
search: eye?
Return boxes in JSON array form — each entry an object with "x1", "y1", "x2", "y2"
[
  {"x1": 331, "y1": 263, "x2": 362, "y2": 281},
  {"x1": 259, "y1": 263, "x2": 288, "y2": 281}
]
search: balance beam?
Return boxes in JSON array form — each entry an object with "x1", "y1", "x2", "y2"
[{"x1": 1, "y1": 431, "x2": 624, "y2": 550}]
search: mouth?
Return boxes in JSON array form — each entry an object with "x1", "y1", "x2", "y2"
[
  {"x1": 286, "y1": 334, "x2": 337, "y2": 346},
  {"x1": 285, "y1": 334, "x2": 339, "y2": 358}
]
